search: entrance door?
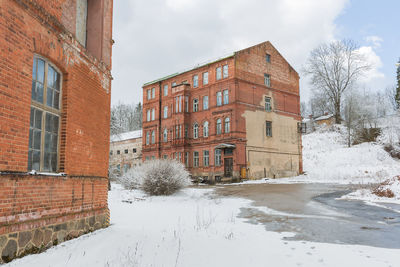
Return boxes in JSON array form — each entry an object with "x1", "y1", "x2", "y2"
[{"x1": 224, "y1": 158, "x2": 233, "y2": 177}]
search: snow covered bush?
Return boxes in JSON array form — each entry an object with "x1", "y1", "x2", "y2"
[{"x1": 119, "y1": 159, "x2": 191, "y2": 195}]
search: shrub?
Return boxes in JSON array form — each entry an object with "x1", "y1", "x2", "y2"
[{"x1": 119, "y1": 159, "x2": 191, "y2": 195}]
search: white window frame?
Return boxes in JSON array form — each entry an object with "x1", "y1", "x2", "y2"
[
  {"x1": 203, "y1": 72, "x2": 209, "y2": 85},
  {"x1": 265, "y1": 97, "x2": 272, "y2": 112},
  {"x1": 203, "y1": 95, "x2": 209, "y2": 110},
  {"x1": 151, "y1": 130, "x2": 155, "y2": 144},
  {"x1": 216, "y1": 91, "x2": 222, "y2": 106},
  {"x1": 163, "y1": 106, "x2": 168, "y2": 118},
  {"x1": 163, "y1": 84, "x2": 168, "y2": 96},
  {"x1": 224, "y1": 117, "x2": 230, "y2": 133},
  {"x1": 193, "y1": 98, "x2": 199, "y2": 112},
  {"x1": 203, "y1": 121, "x2": 209, "y2": 137},
  {"x1": 193, "y1": 74, "x2": 199, "y2": 88},
  {"x1": 264, "y1": 74, "x2": 271, "y2": 87},
  {"x1": 163, "y1": 128, "x2": 168, "y2": 142},
  {"x1": 223, "y1": 65, "x2": 228, "y2": 78},
  {"x1": 193, "y1": 123, "x2": 199, "y2": 139},
  {"x1": 215, "y1": 149, "x2": 222, "y2": 166},
  {"x1": 223, "y1": 89, "x2": 229, "y2": 105},
  {"x1": 216, "y1": 118, "x2": 222, "y2": 135},
  {"x1": 193, "y1": 151, "x2": 199, "y2": 167},
  {"x1": 216, "y1": 67, "x2": 222, "y2": 80},
  {"x1": 203, "y1": 150, "x2": 209, "y2": 167}
]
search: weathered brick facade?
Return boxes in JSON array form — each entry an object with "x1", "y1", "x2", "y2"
[
  {"x1": 0, "y1": 0, "x2": 113, "y2": 262},
  {"x1": 142, "y1": 42, "x2": 302, "y2": 182}
]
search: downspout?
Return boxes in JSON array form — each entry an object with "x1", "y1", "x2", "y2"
[{"x1": 158, "y1": 81, "x2": 162, "y2": 158}]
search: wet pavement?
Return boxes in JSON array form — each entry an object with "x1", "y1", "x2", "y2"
[{"x1": 215, "y1": 183, "x2": 400, "y2": 248}]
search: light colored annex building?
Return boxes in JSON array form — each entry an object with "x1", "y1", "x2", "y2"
[{"x1": 109, "y1": 130, "x2": 142, "y2": 175}]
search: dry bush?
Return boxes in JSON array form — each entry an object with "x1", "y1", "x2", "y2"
[
  {"x1": 119, "y1": 159, "x2": 191, "y2": 195},
  {"x1": 372, "y1": 188, "x2": 395, "y2": 198}
]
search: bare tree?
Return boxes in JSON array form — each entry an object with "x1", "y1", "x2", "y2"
[
  {"x1": 386, "y1": 86, "x2": 398, "y2": 112},
  {"x1": 309, "y1": 88, "x2": 333, "y2": 117},
  {"x1": 300, "y1": 101, "x2": 308, "y2": 118},
  {"x1": 303, "y1": 40, "x2": 371, "y2": 123},
  {"x1": 110, "y1": 102, "x2": 142, "y2": 135}
]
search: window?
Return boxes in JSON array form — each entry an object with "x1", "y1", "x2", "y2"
[
  {"x1": 215, "y1": 149, "x2": 222, "y2": 166},
  {"x1": 223, "y1": 65, "x2": 228, "y2": 78},
  {"x1": 124, "y1": 149, "x2": 128, "y2": 154},
  {"x1": 172, "y1": 82, "x2": 177, "y2": 87},
  {"x1": 216, "y1": 119, "x2": 222, "y2": 135},
  {"x1": 203, "y1": 95, "x2": 209, "y2": 110},
  {"x1": 151, "y1": 108, "x2": 155, "y2": 121},
  {"x1": 179, "y1": 95, "x2": 182, "y2": 112},
  {"x1": 184, "y1": 124, "x2": 188, "y2": 138},
  {"x1": 151, "y1": 87, "x2": 155, "y2": 99},
  {"x1": 193, "y1": 123, "x2": 199, "y2": 139},
  {"x1": 203, "y1": 121, "x2": 209, "y2": 137},
  {"x1": 216, "y1": 91, "x2": 222, "y2": 106},
  {"x1": 151, "y1": 130, "x2": 155, "y2": 144},
  {"x1": 174, "y1": 152, "x2": 177, "y2": 160},
  {"x1": 76, "y1": 0, "x2": 88, "y2": 46},
  {"x1": 28, "y1": 57, "x2": 61, "y2": 172},
  {"x1": 193, "y1": 75, "x2": 199, "y2": 88},
  {"x1": 175, "y1": 97, "x2": 179, "y2": 113},
  {"x1": 110, "y1": 150, "x2": 113, "y2": 155},
  {"x1": 163, "y1": 106, "x2": 168, "y2": 118},
  {"x1": 147, "y1": 89, "x2": 151, "y2": 100},
  {"x1": 224, "y1": 117, "x2": 230, "y2": 133},
  {"x1": 185, "y1": 152, "x2": 189, "y2": 167},
  {"x1": 163, "y1": 128, "x2": 168, "y2": 142},
  {"x1": 163, "y1": 84, "x2": 168, "y2": 96},
  {"x1": 203, "y1": 72, "x2": 209, "y2": 85},
  {"x1": 216, "y1": 67, "x2": 222, "y2": 80},
  {"x1": 266, "y1": 121, "x2": 272, "y2": 137},
  {"x1": 178, "y1": 152, "x2": 182, "y2": 162},
  {"x1": 265, "y1": 97, "x2": 272, "y2": 112},
  {"x1": 223, "y1": 89, "x2": 229, "y2": 105},
  {"x1": 146, "y1": 132, "x2": 150, "y2": 145},
  {"x1": 185, "y1": 96, "x2": 189, "y2": 112},
  {"x1": 152, "y1": 156, "x2": 155, "y2": 160},
  {"x1": 133, "y1": 148, "x2": 137, "y2": 153},
  {"x1": 117, "y1": 150, "x2": 120, "y2": 155},
  {"x1": 147, "y1": 110, "x2": 151, "y2": 121},
  {"x1": 264, "y1": 74, "x2": 271, "y2": 87},
  {"x1": 266, "y1": 54, "x2": 271, "y2": 63},
  {"x1": 203, "y1": 150, "x2": 209, "y2": 167},
  {"x1": 163, "y1": 154, "x2": 168, "y2": 160},
  {"x1": 123, "y1": 164, "x2": 129, "y2": 173},
  {"x1": 193, "y1": 98, "x2": 199, "y2": 112},
  {"x1": 175, "y1": 96, "x2": 182, "y2": 113},
  {"x1": 117, "y1": 164, "x2": 121, "y2": 171},
  {"x1": 193, "y1": 151, "x2": 199, "y2": 167},
  {"x1": 179, "y1": 125, "x2": 182, "y2": 138}
]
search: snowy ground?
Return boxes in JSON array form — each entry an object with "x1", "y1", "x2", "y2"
[{"x1": 6, "y1": 184, "x2": 400, "y2": 267}]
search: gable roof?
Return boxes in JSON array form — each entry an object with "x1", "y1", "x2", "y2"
[{"x1": 110, "y1": 130, "x2": 142, "y2": 142}]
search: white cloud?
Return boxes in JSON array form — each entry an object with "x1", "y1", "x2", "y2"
[
  {"x1": 111, "y1": 0, "x2": 350, "y2": 105},
  {"x1": 365, "y1": 35, "x2": 383, "y2": 49},
  {"x1": 357, "y1": 46, "x2": 385, "y2": 86}
]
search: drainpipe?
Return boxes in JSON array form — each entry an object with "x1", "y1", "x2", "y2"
[{"x1": 158, "y1": 81, "x2": 162, "y2": 159}]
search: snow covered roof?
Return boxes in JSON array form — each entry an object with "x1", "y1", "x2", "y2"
[
  {"x1": 314, "y1": 114, "x2": 334, "y2": 121},
  {"x1": 111, "y1": 130, "x2": 142, "y2": 142}
]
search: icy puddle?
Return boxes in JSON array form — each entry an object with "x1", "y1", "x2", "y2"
[{"x1": 215, "y1": 183, "x2": 400, "y2": 249}]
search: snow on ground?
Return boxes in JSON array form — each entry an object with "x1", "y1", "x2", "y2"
[
  {"x1": 341, "y1": 176, "x2": 400, "y2": 205},
  {"x1": 5, "y1": 184, "x2": 400, "y2": 267},
  {"x1": 261, "y1": 124, "x2": 400, "y2": 185}
]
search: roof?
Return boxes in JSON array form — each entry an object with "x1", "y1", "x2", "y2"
[
  {"x1": 143, "y1": 53, "x2": 235, "y2": 87},
  {"x1": 314, "y1": 114, "x2": 334, "y2": 121},
  {"x1": 110, "y1": 130, "x2": 142, "y2": 142},
  {"x1": 215, "y1": 143, "x2": 236, "y2": 149}
]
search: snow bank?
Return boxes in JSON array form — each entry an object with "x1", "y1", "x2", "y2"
[
  {"x1": 265, "y1": 124, "x2": 400, "y2": 185},
  {"x1": 342, "y1": 176, "x2": 400, "y2": 204}
]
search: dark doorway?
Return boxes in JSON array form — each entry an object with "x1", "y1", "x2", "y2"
[{"x1": 224, "y1": 158, "x2": 233, "y2": 177}]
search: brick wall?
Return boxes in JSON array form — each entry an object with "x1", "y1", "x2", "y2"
[{"x1": 0, "y1": 0, "x2": 113, "y2": 262}]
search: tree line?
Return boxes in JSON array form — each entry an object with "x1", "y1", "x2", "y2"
[
  {"x1": 110, "y1": 102, "x2": 142, "y2": 135},
  {"x1": 302, "y1": 39, "x2": 400, "y2": 146}
]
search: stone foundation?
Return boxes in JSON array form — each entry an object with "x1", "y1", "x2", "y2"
[{"x1": 0, "y1": 211, "x2": 109, "y2": 263}]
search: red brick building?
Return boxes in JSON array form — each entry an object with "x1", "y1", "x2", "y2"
[
  {"x1": 142, "y1": 42, "x2": 303, "y2": 182},
  {"x1": 0, "y1": 0, "x2": 113, "y2": 262}
]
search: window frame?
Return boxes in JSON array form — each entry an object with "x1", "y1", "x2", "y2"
[
  {"x1": 203, "y1": 72, "x2": 209, "y2": 85},
  {"x1": 216, "y1": 118, "x2": 222, "y2": 135},
  {"x1": 216, "y1": 67, "x2": 222, "y2": 80},
  {"x1": 193, "y1": 123, "x2": 199, "y2": 139},
  {"x1": 265, "y1": 96, "x2": 272, "y2": 112},
  {"x1": 203, "y1": 150, "x2": 209, "y2": 167},
  {"x1": 193, "y1": 74, "x2": 199, "y2": 88},
  {"x1": 224, "y1": 117, "x2": 230, "y2": 133},
  {"x1": 203, "y1": 121, "x2": 209, "y2": 137},
  {"x1": 163, "y1": 106, "x2": 168, "y2": 119},
  {"x1": 203, "y1": 95, "x2": 209, "y2": 110},
  {"x1": 216, "y1": 91, "x2": 222, "y2": 106},
  {"x1": 193, "y1": 151, "x2": 199, "y2": 167},
  {"x1": 163, "y1": 128, "x2": 168, "y2": 142},
  {"x1": 163, "y1": 84, "x2": 168, "y2": 96},
  {"x1": 215, "y1": 149, "x2": 222, "y2": 166},
  {"x1": 193, "y1": 98, "x2": 199, "y2": 112},
  {"x1": 29, "y1": 56, "x2": 63, "y2": 172},
  {"x1": 264, "y1": 74, "x2": 271, "y2": 87},
  {"x1": 223, "y1": 89, "x2": 229, "y2": 105},
  {"x1": 266, "y1": 121, "x2": 272, "y2": 137},
  {"x1": 266, "y1": 54, "x2": 271, "y2": 63},
  {"x1": 223, "y1": 65, "x2": 228, "y2": 78}
]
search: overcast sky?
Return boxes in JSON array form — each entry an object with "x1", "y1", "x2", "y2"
[{"x1": 111, "y1": 0, "x2": 399, "y2": 106}]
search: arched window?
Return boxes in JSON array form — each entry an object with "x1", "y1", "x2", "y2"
[
  {"x1": 193, "y1": 123, "x2": 199, "y2": 139},
  {"x1": 28, "y1": 57, "x2": 62, "y2": 172},
  {"x1": 224, "y1": 117, "x2": 230, "y2": 133},
  {"x1": 151, "y1": 130, "x2": 155, "y2": 144},
  {"x1": 216, "y1": 119, "x2": 222, "y2": 135},
  {"x1": 146, "y1": 132, "x2": 150, "y2": 145},
  {"x1": 203, "y1": 121, "x2": 209, "y2": 137},
  {"x1": 163, "y1": 128, "x2": 168, "y2": 142}
]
